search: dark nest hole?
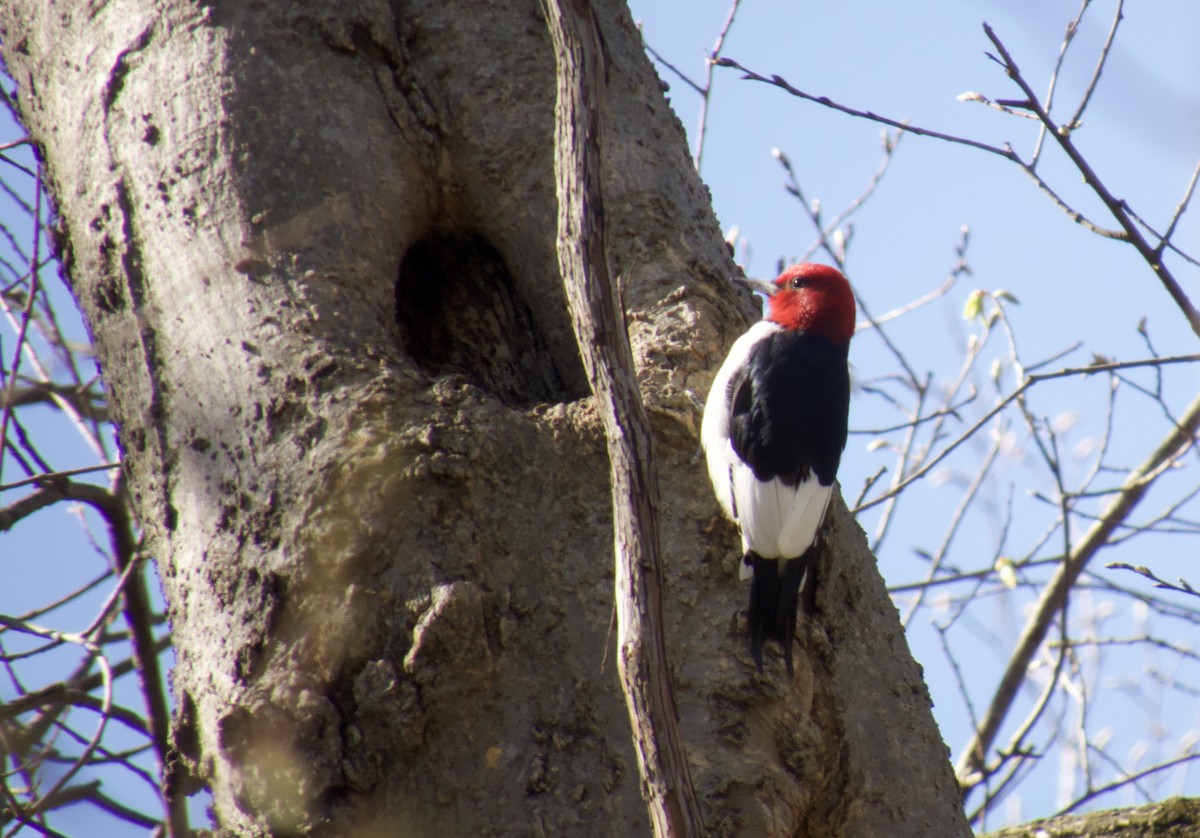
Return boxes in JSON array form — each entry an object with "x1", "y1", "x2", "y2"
[{"x1": 395, "y1": 231, "x2": 582, "y2": 406}]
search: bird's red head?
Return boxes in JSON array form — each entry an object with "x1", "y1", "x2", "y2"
[{"x1": 763, "y1": 263, "x2": 855, "y2": 344}]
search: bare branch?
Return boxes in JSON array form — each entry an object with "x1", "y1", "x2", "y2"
[
  {"x1": 956, "y1": 389, "x2": 1200, "y2": 789},
  {"x1": 1063, "y1": 0, "x2": 1124, "y2": 135},
  {"x1": 0, "y1": 462, "x2": 121, "y2": 493},
  {"x1": 982, "y1": 22, "x2": 1200, "y2": 339},
  {"x1": 715, "y1": 57, "x2": 1013, "y2": 157},
  {"x1": 723, "y1": 21, "x2": 1200, "y2": 337},
  {"x1": 856, "y1": 354, "x2": 1200, "y2": 512},
  {"x1": 0, "y1": 175, "x2": 41, "y2": 487},
  {"x1": 39, "y1": 782, "x2": 159, "y2": 830},
  {"x1": 1106, "y1": 562, "x2": 1200, "y2": 601},
  {"x1": 693, "y1": 0, "x2": 743, "y2": 169},
  {"x1": 1159, "y1": 155, "x2": 1200, "y2": 258},
  {"x1": 1028, "y1": 0, "x2": 1093, "y2": 167},
  {"x1": 544, "y1": 1, "x2": 704, "y2": 833},
  {"x1": 900, "y1": 434, "x2": 1002, "y2": 627},
  {"x1": 1056, "y1": 751, "x2": 1200, "y2": 817},
  {"x1": 640, "y1": 41, "x2": 705, "y2": 96}
]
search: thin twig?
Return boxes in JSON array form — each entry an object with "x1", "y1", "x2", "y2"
[
  {"x1": 856, "y1": 354, "x2": 1200, "y2": 512},
  {"x1": 0, "y1": 461, "x2": 122, "y2": 492},
  {"x1": 1106, "y1": 562, "x2": 1200, "y2": 601},
  {"x1": 956, "y1": 389, "x2": 1200, "y2": 787},
  {"x1": 901, "y1": 435, "x2": 1001, "y2": 628},
  {"x1": 982, "y1": 22, "x2": 1200, "y2": 338},
  {"x1": 0, "y1": 173, "x2": 41, "y2": 488},
  {"x1": 693, "y1": 0, "x2": 743, "y2": 169},
  {"x1": 1063, "y1": 0, "x2": 1124, "y2": 134},
  {"x1": 1159, "y1": 155, "x2": 1200, "y2": 257},
  {"x1": 715, "y1": 57, "x2": 1011, "y2": 157},
  {"x1": 641, "y1": 42, "x2": 705, "y2": 96},
  {"x1": 1056, "y1": 751, "x2": 1200, "y2": 816},
  {"x1": 1029, "y1": 0, "x2": 1092, "y2": 168}
]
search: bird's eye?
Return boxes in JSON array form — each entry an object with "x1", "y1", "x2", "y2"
[{"x1": 789, "y1": 277, "x2": 805, "y2": 290}]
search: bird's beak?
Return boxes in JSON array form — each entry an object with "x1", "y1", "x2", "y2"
[{"x1": 734, "y1": 276, "x2": 778, "y2": 296}]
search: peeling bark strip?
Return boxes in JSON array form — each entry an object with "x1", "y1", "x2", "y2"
[{"x1": 542, "y1": 0, "x2": 705, "y2": 835}]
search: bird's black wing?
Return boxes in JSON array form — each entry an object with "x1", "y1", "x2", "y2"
[{"x1": 729, "y1": 331, "x2": 850, "y2": 488}]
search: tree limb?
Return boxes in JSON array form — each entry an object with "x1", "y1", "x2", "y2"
[{"x1": 543, "y1": 0, "x2": 704, "y2": 834}]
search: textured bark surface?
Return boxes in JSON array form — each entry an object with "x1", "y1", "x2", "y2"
[{"x1": 2, "y1": 1, "x2": 970, "y2": 835}]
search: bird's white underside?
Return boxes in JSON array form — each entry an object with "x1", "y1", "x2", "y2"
[{"x1": 701, "y1": 320, "x2": 833, "y2": 572}]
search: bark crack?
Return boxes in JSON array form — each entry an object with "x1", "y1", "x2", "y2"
[
  {"x1": 112, "y1": 176, "x2": 177, "y2": 531},
  {"x1": 101, "y1": 21, "x2": 155, "y2": 113}
]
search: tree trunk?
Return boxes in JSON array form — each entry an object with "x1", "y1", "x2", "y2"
[{"x1": 1, "y1": 1, "x2": 970, "y2": 835}]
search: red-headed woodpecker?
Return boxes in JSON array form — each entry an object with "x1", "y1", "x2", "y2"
[{"x1": 701, "y1": 263, "x2": 854, "y2": 674}]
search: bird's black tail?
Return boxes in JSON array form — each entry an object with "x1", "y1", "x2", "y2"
[{"x1": 747, "y1": 552, "x2": 811, "y2": 675}]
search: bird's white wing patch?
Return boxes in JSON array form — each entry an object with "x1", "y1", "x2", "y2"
[
  {"x1": 778, "y1": 480, "x2": 833, "y2": 557},
  {"x1": 701, "y1": 321, "x2": 781, "y2": 524},
  {"x1": 705, "y1": 441, "x2": 738, "y2": 524},
  {"x1": 732, "y1": 466, "x2": 831, "y2": 560}
]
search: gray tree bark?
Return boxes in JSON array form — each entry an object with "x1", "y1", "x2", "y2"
[{"x1": 1, "y1": 1, "x2": 971, "y2": 835}]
